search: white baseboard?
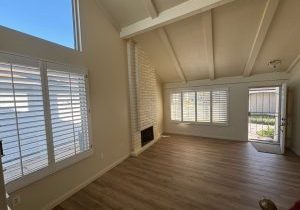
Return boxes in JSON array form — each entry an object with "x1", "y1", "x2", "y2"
[{"x1": 40, "y1": 154, "x2": 129, "y2": 210}]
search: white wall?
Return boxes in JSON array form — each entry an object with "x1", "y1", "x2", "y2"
[
  {"x1": 0, "y1": 0, "x2": 131, "y2": 209},
  {"x1": 164, "y1": 73, "x2": 289, "y2": 141},
  {"x1": 288, "y1": 62, "x2": 300, "y2": 155}
]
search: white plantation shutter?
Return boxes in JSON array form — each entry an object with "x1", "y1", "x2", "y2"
[
  {"x1": 0, "y1": 53, "x2": 91, "y2": 191},
  {"x1": 0, "y1": 60, "x2": 48, "y2": 183},
  {"x1": 47, "y1": 67, "x2": 89, "y2": 162},
  {"x1": 197, "y1": 91, "x2": 211, "y2": 123},
  {"x1": 182, "y1": 92, "x2": 196, "y2": 122},
  {"x1": 170, "y1": 93, "x2": 182, "y2": 121},
  {"x1": 212, "y1": 89, "x2": 228, "y2": 124}
]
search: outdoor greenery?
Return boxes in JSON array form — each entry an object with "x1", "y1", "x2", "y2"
[
  {"x1": 249, "y1": 115, "x2": 275, "y2": 125},
  {"x1": 257, "y1": 128, "x2": 275, "y2": 138}
]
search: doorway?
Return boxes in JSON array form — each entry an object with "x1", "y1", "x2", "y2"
[
  {"x1": 248, "y1": 87, "x2": 280, "y2": 143},
  {"x1": 248, "y1": 85, "x2": 287, "y2": 154}
]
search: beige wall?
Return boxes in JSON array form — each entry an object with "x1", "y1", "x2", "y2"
[
  {"x1": 0, "y1": 0, "x2": 131, "y2": 209},
  {"x1": 156, "y1": 79, "x2": 164, "y2": 136},
  {"x1": 288, "y1": 62, "x2": 300, "y2": 155}
]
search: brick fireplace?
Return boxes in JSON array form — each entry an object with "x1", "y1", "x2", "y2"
[{"x1": 127, "y1": 40, "x2": 162, "y2": 156}]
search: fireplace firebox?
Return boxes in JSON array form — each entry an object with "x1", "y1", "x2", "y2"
[{"x1": 141, "y1": 126, "x2": 154, "y2": 146}]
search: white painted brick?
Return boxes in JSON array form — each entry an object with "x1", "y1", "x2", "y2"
[{"x1": 127, "y1": 42, "x2": 161, "y2": 153}]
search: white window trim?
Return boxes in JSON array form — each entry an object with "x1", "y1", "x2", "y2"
[
  {"x1": 72, "y1": 0, "x2": 82, "y2": 51},
  {"x1": 0, "y1": 52, "x2": 93, "y2": 193},
  {"x1": 170, "y1": 88, "x2": 229, "y2": 126}
]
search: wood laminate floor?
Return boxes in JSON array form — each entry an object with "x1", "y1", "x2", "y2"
[{"x1": 53, "y1": 135, "x2": 300, "y2": 210}]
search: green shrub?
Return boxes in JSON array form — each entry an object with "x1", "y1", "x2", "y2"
[
  {"x1": 257, "y1": 128, "x2": 274, "y2": 138},
  {"x1": 249, "y1": 115, "x2": 275, "y2": 125}
]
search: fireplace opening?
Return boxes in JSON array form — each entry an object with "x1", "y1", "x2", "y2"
[{"x1": 141, "y1": 126, "x2": 154, "y2": 146}]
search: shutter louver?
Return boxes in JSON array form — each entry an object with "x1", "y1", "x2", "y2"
[
  {"x1": 182, "y1": 92, "x2": 196, "y2": 122},
  {"x1": 170, "y1": 93, "x2": 182, "y2": 121},
  {"x1": 197, "y1": 91, "x2": 211, "y2": 123},
  {"x1": 47, "y1": 69, "x2": 89, "y2": 163},
  {"x1": 0, "y1": 62, "x2": 48, "y2": 183},
  {"x1": 212, "y1": 90, "x2": 228, "y2": 124}
]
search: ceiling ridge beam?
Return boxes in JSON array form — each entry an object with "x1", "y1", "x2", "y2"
[
  {"x1": 243, "y1": 0, "x2": 280, "y2": 77},
  {"x1": 203, "y1": 10, "x2": 215, "y2": 80},
  {"x1": 120, "y1": 0, "x2": 236, "y2": 39},
  {"x1": 157, "y1": 28, "x2": 187, "y2": 82},
  {"x1": 144, "y1": 0, "x2": 158, "y2": 18},
  {"x1": 287, "y1": 54, "x2": 300, "y2": 73}
]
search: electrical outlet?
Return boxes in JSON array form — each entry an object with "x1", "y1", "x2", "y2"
[{"x1": 11, "y1": 195, "x2": 21, "y2": 206}]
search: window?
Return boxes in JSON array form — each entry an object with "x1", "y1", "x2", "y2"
[
  {"x1": 197, "y1": 91, "x2": 211, "y2": 123},
  {"x1": 0, "y1": 61, "x2": 48, "y2": 183},
  {"x1": 0, "y1": 0, "x2": 81, "y2": 50},
  {"x1": 182, "y1": 92, "x2": 196, "y2": 122},
  {"x1": 47, "y1": 66, "x2": 89, "y2": 162},
  {"x1": 0, "y1": 53, "x2": 91, "y2": 192},
  {"x1": 170, "y1": 89, "x2": 228, "y2": 125},
  {"x1": 170, "y1": 93, "x2": 181, "y2": 121},
  {"x1": 212, "y1": 90, "x2": 228, "y2": 124}
]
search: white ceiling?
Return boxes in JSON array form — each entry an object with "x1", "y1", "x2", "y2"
[
  {"x1": 153, "y1": 0, "x2": 189, "y2": 13},
  {"x1": 97, "y1": 0, "x2": 300, "y2": 83}
]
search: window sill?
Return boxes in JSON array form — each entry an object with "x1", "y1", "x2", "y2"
[
  {"x1": 170, "y1": 121, "x2": 229, "y2": 127},
  {"x1": 5, "y1": 149, "x2": 93, "y2": 193}
]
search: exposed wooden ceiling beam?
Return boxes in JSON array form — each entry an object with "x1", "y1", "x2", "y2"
[
  {"x1": 287, "y1": 54, "x2": 300, "y2": 73},
  {"x1": 120, "y1": 0, "x2": 235, "y2": 39},
  {"x1": 157, "y1": 28, "x2": 186, "y2": 82},
  {"x1": 144, "y1": 0, "x2": 158, "y2": 18},
  {"x1": 95, "y1": 0, "x2": 120, "y2": 32},
  {"x1": 203, "y1": 10, "x2": 215, "y2": 80},
  {"x1": 243, "y1": 0, "x2": 280, "y2": 77}
]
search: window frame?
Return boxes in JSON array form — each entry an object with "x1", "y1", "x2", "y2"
[
  {"x1": 0, "y1": 0, "x2": 82, "y2": 51},
  {"x1": 0, "y1": 52, "x2": 92, "y2": 193},
  {"x1": 182, "y1": 91, "x2": 196, "y2": 123},
  {"x1": 196, "y1": 90, "x2": 211, "y2": 125},
  {"x1": 72, "y1": 0, "x2": 82, "y2": 51},
  {"x1": 170, "y1": 88, "x2": 229, "y2": 126},
  {"x1": 211, "y1": 88, "x2": 229, "y2": 126},
  {"x1": 170, "y1": 92, "x2": 182, "y2": 122}
]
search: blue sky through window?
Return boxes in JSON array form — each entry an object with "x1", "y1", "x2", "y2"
[{"x1": 0, "y1": 0, "x2": 75, "y2": 49}]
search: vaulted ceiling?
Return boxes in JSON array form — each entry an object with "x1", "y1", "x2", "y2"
[{"x1": 96, "y1": 0, "x2": 300, "y2": 83}]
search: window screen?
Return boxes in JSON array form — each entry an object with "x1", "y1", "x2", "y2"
[
  {"x1": 182, "y1": 92, "x2": 196, "y2": 122},
  {"x1": 170, "y1": 93, "x2": 182, "y2": 121},
  {"x1": 197, "y1": 91, "x2": 211, "y2": 123},
  {"x1": 212, "y1": 90, "x2": 228, "y2": 124}
]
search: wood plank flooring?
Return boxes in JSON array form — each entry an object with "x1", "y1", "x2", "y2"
[{"x1": 53, "y1": 135, "x2": 300, "y2": 210}]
